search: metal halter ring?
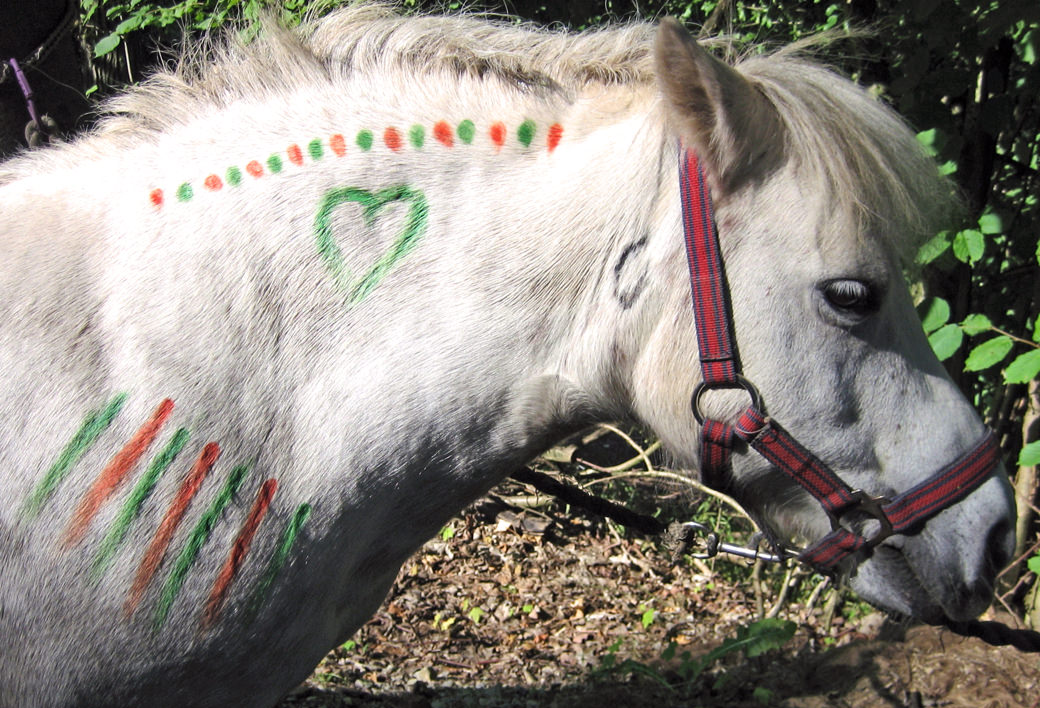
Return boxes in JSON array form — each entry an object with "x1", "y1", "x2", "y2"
[{"x1": 691, "y1": 375, "x2": 763, "y2": 425}]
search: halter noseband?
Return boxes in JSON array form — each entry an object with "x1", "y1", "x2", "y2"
[{"x1": 679, "y1": 148, "x2": 1002, "y2": 571}]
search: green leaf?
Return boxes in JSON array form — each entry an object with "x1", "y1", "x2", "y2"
[
  {"x1": 918, "y1": 297, "x2": 950, "y2": 334},
  {"x1": 978, "y1": 212, "x2": 1003, "y2": 235},
  {"x1": 929, "y1": 324, "x2": 963, "y2": 361},
  {"x1": 952, "y1": 229, "x2": 985, "y2": 264},
  {"x1": 94, "y1": 33, "x2": 121, "y2": 58},
  {"x1": 114, "y1": 16, "x2": 143, "y2": 34},
  {"x1": 916, "y1": 231, "x2": 951, "y2": 265},
  {"x1": 1021, "y1": 440, "x2": 1040, "y2": 467},
  {"x1": 1028, "y1": 554, "x2": 1040, "y2": 575},
  {"x1": 916, "y1": 128, "x2": 939, "y2": 156},
  {"x1": 963, "y1": 336, "x2": 1014, "y2": 372},
  {"x1": 1005, "y1": 349, "x2": 1040, "y2": 384},
  {"x1": 960, "y1": 313, "x2": 993, "y2": 336},
  {"x1": 753, "y1": 687, "x2": 775, "y2": 705},
  {"x1": 738, "y1": 618, "x2": 797, "y2": 658}
]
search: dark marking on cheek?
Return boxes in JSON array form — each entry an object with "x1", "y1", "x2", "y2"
[{"x1": 613, "y1": 235, "x2": 649, "y2": 310}]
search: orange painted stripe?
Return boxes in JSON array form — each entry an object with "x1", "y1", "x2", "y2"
[
  {"x1": 201, "y1": 478, "x2": 278, "y2": 630},
  {"x1": 123, "y1": 441, "x2": 220, "y2": 616},
  {"x1": 62, "y1": 399, "x2": 174, "y2": 548}
]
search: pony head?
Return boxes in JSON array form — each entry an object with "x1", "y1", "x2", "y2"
[{"x1": 639, "y1": 19, "x2": 1015, "y2": 622}]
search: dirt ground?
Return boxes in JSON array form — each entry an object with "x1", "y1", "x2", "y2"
[{"x1": 276, "y1": 479, "x2": 1040, "y2": 708}]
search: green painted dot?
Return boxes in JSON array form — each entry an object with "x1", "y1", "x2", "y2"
[
  {"x1": 517, "y1": 120, "x2": 536, "y2": 148},
  {"x1": 176, "y1": 182, "x2": 193, "y2": 202},
  {"x1": 457, "y1": 119, "x2": 475, "y2": 144},
  {"x1": 409, "y1": 124, "x2": 425, "y2": 149},
  {"x1": 226, "y1": 166, "x2": 242, "y2": 187},
  {"x1": 267, "y1": 154, "x2": 283, "y2": 173},
  {"x1": 356, "y1": 130, "x2": 373, "y2": 151},
  {"x1": 308, "y1": 139, "x2": 324, "y2": 161}
]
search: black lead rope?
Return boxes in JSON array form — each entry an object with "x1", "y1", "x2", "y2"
[
  {"x1": 509, "y1": 466, "x2": 667, "y2": 537},
  {"x1": 507, "y1": 466, "x2": 1040, "y2": 653},
  {"x1": 940, "y1": 619, "x2": 1040, "y2": 652}
]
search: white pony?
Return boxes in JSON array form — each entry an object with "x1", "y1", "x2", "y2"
[{"x1": 0, "y1": 6, "x2": 1014, "y2": 706}]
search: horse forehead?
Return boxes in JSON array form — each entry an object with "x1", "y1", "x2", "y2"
[{"x1": 724, "y1": 174, "x2": 888, "y2": 270}]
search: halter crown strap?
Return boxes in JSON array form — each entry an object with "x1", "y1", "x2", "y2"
[
  {"x1": 678, "y1": 147, "x2": 1002, "y2": 571},
  {"x1": 679, "y1": 150, "x2": 738, "y2": 384}
]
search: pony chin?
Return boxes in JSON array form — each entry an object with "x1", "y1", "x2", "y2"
[{"x1": 847, "y1": 543, "x2": 995, "y2": 624}]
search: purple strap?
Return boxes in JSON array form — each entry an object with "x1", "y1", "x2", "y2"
[{"x1": 7, "y1": 58, "x2": 43, "y2": 129}]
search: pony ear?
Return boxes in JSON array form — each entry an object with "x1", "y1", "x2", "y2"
[{"x1": 654, "y1": 18, "x2": 785, "y2": 195}]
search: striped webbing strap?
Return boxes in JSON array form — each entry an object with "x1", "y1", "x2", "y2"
[{"x1": 678, "y1": 148, "x2": 1002, "y2": 571}]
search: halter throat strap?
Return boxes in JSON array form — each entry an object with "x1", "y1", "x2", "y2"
[{"x1": 678, "y1": 148, "x2": 1001, "y2": 571}]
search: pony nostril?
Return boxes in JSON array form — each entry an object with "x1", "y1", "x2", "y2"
[{"x1": 985, "y1": 517, "x2": 1015, "y2": 575}]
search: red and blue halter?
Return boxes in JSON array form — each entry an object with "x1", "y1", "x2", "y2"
[{"x1": 678, "y1": 148, "x2": 1002, "y2": 571}]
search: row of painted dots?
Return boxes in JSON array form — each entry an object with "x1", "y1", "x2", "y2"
[{"x1": 150, "y1": 119, "x2": 563, "y2": 208}]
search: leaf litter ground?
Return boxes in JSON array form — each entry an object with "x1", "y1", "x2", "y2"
[{"x1": 277, "y1": 477, "x2": 1040, "y2": 708}]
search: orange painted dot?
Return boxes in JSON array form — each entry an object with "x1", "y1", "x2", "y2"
[
  {"x1": 203, "y1": 174, "x2": 223, "y2": 191},
  {"x1": 330, "y1": 133, "x2": 346, "y2": 157},
  {"x1": 149, "y1": 189, "x2": 164, "y2": 208},
  {"x1": 547, "y1": 123, "x2": 564, "y2": 152},
  {"x1": 434, "y1": 121, "x2": 453, "y2": 147},
  {"x1": 246, "y1": 160, "x2": 264, "y2": 178},
  {"x1": 287, "y1": 144, "x2": 303, "y2": 166},
  {"x1": 384, "y1": 127, "x2": 402, "y2": 152},
  {"x1": 489, "y1": 122, "x2": 506, "y2": 150}
]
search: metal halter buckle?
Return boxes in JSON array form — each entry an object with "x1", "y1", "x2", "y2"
[
  {"x1": 691, "y1": 374, "x2": 763, "y2": 425},
  {"x1": 827, "y1": 489, "x2": 894, "y2": 549}
]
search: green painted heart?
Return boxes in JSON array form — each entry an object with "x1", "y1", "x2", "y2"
[{"x1": 314, "y1": 185, "x2": 428, "y2": 306}]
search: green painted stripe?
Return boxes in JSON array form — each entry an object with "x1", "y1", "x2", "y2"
[
  {"x1": 226, "y1": 165, "x2": 243, "y2": 186},
  {"x1": 90, "y1": 428, "x2": 190, "y2": 582},
  {"x1": 266, "y1": 154, "x2": 283, "y2": 174},
  {"x1": 356, "y1": 130, "x2": 373, "y2": 151},
  {"x1": 21, "y1": 393, "x2": 128, "y2": 520},
  {"x1": 153, "y1": 463, "x2": 251, "y2": 631},
  {"x1": 308, "y1": 139, "x2": 324, "y2": 161},
  {"x1": 248, "y1": 502, "x2": 312, "y2": 617}
]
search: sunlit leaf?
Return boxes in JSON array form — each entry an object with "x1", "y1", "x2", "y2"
[
  {"x1": 1020, "y1": 440, "x2": 1040, "y2": 468},
  {"x1": 964, "y1": 336, "x2": 1014, "y2": 372},
  {"x1": 978, "y1": 212, "x2": 1003, "y2": 235},
  {"x1": 952, "y1": 229, "x2": 985, "y2": 264},
  {"x1": 918, "y1": 297, "x2": 950, "y2": 333},
  {"x1": 1005, "y1": 349, "x2": 1040, "y2": 384},
  {"x1": 929, "y1": 324, "x2": 963, "y2": 361},
  {"x1": 94, "y1": 34, "x2": 121, "y2": 58},
  {"x1": 960, "y1": 313, "x2": 993, "y2": 336},
  {"x1": 916, "y1": 231, "x2": 951, "y2": 265},
  {"x1": 916, "y1": 128, "x2": 939, "y2": 156}
]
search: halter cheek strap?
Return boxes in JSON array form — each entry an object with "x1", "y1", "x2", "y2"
[{"x1": 678, "y1": 148, "x2": 1002, "y2": 571}]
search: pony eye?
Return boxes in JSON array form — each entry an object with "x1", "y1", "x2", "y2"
[{"x1": 821, "y1": 279, "x2": 878, "y2": 316}]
